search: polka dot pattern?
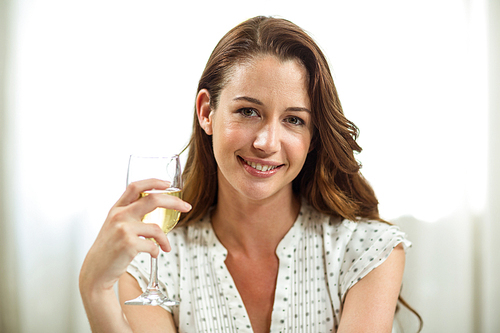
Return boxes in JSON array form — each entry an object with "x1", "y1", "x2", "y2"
[{"x1": 127, "y1": 200, "x2": 411, "y2": 332}]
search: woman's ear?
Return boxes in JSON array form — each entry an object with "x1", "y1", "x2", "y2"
[{"x1": 196, "y1": 89, "x2": 214, "y2": 135}]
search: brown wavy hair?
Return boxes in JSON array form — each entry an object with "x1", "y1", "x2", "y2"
[{"x1": 180, "y1": 16, "x2": 422, "y2": 331}]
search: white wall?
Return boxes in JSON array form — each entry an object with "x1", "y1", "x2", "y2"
[{"x1": 1, "y1": 0, "x2": 497, "y2": 332}]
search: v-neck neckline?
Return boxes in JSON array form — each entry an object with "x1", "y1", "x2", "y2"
[{"x1": 202, "y1": 203, "x2": 307, "y2": 332}]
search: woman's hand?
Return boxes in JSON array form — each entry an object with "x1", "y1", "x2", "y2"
[
  {"x1": 79, "y1": 178, "x2": 191, "y2": 332},
  {"x1": 79, "y1": 178, "x2": 192, "y2": 297}
]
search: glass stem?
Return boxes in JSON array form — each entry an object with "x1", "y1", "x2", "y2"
[{"x1": 147, "y1": 244, "x2": 160, "y2": 291}]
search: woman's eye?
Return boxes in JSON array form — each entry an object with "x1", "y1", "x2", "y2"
[
  {"x1": 239, "y1": 108, "x2": 258, "y2": 117},
  {"x1": 286, "y1": 116, "x2": 304, "y2": 126}
]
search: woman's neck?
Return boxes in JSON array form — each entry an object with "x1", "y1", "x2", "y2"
[{"x1": 211, "y1": 188, "x2": 300, "y2": 258}]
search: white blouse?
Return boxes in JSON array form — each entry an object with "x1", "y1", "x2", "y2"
[{"x1": 127, "y1": 201, "x2": 411, "y2": 332}]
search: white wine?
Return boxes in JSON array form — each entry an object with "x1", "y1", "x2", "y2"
[{"x1": 140, "y1": 188, "x2": 182, "y2": 234}]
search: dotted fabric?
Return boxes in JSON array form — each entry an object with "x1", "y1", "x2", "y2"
[{"x1": 127, "y1": 200, "x2": 411, "y2": 332}]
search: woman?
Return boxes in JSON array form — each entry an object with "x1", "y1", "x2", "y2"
[{"x1": 80, "y1": 16, "x2": 420, "y2": 332}]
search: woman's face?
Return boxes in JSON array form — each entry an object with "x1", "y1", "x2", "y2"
[{"x1": 206, "y1": 55, "x2": 313, "y2": 203}]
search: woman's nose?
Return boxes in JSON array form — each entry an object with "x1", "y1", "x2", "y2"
[{"x1": 253, "y1": 121, "x2": 281, "y2": 154}]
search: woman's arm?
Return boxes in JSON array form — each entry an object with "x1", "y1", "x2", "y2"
[
  {"x1": 79, "y1": 281, "x2": 132, "y2": 333},
  {"x1": 79, "y1": 178, "x2": 191, "y2": 332},
  {"x1": 337, "y1": 243, "x2": 406, "y2": 333},
  {"x1": 118, "y1": 273, "x2": 177, "y2": 332}
]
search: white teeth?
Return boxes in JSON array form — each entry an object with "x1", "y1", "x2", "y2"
[{"x1": 245, "y1": 160, "x2": 277, "y2": 171}]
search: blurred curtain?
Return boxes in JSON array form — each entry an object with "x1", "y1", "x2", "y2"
[
  {"x1": 0, "y1": 1, "x2": 498, "y2": 333},
  {"x1": 1, "y1": 0, "x2": 21, "y2": 331},
  {"x1": 483, "y1": 0, "x2": 500, "y2": 330},
  {"x1": 394, "y1": 1, "x2": 500, "y2": 331}
]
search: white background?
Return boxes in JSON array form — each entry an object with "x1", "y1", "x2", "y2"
[{"x1": 1, "y1": 0, "x2": 499, "y2": 332}]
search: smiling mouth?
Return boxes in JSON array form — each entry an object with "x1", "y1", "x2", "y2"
[{"x1": 241, "y1": 158, "x2": 281, "y2": 172}]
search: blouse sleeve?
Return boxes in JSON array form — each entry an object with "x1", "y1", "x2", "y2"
[{"x1": 338, "y1": 220, "x2": 411, "y2": 301}]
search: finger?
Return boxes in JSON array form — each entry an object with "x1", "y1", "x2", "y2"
[
  {"x1": 126, "y1": 192, "x2": 192, "y2": 221},
  {"x1": 130, "y1": 222, "x2": 172, "y2": 253},
  {"x1": 135, "y1": 237, "x2": 161, "y2": 257},
  {"x1": 116, "y1": 179, "x2": 170, "y2": 207}
]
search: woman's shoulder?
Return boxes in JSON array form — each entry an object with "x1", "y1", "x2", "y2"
[
  {"x1": 315, "y1": 214, "x2": 412, "y2": 300},
  {"x1": 302, "y1": 202, "x2": 407, "y2": 240},
  {"x1": 339, "y1": 218, "x2": 399, "y2": 235},
  {"x1": 300, "y1": 202, "x2": 412, "y2": 258}
]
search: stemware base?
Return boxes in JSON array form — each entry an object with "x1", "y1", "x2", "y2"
[{"x1": 124, "y1": 289, "x2": 179, "y2": 306}]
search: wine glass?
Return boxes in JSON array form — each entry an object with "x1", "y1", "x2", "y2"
[{"x1": 124, "y1": 154, "x2": 182, "y2": 306}]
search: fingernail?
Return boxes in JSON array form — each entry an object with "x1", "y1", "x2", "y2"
[{"x1": 185, "y1": 203, "x2": 192, "y2": 210}]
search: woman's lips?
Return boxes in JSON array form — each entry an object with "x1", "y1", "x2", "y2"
[
  {"x1": 238, "y1": 156, "x2": 283, "y2": 176},
  {"x1": 244, "y1": 160, "x2": 278, "y2": 171}
]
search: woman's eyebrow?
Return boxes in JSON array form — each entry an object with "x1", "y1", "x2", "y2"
[
  {"x1": 286, "y1": 107, "x2": 311, "y2": 113},
  {"x1": 233, "y1": 96, "x2": 263, "y2": 105},
  {"x1": 233, "y1": 96, "x2": 311, "y2": 113}
]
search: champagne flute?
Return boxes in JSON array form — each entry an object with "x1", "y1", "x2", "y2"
[{"x1": 124, "y1": 154, "x2": 182, "y2": 306}]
